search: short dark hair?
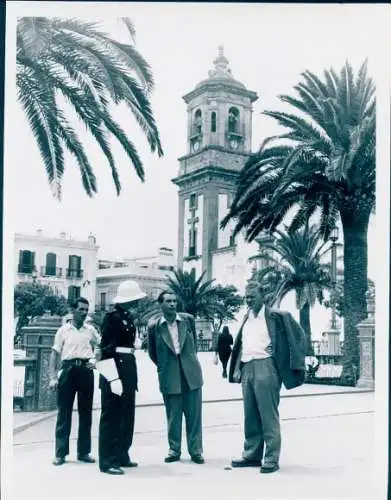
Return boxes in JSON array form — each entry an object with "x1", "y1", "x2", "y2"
[
  {"x1": 222, "y1": 326, "x2": 230, "y2": 335},
  {"x1": 157, "y1": 290, "x2": 176, "y2": 304},
  {"x1": 72, "y1": 297, "x2": 89, "y2": 310}
]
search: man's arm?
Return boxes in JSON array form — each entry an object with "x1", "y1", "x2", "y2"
[
  {"x1": 147, "y1": 321, "x2": 157, "y2": 364},
  {"x1": 49, "y1": 349, "x2": 60, "y2": 388},
  {"x1": 100, "y1": 313, "x2": 115, "y2": 360},
  {"x1": 189, "y1": 315, "x2": 198, "y2": 352}
]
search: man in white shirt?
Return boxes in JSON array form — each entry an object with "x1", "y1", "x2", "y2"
[
  {"x1": 147, "y1": 291, "x2": 204, "y2": 464},
  {"x1": 229, "y1": 281, "x2": 306, "y2": 473},
  {"x1": 49, "y1": 297, "x2": 100, "y2": 466}
]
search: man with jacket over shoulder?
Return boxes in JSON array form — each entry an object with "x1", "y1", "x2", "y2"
[
  {"x1": 97, "y1": 280, "x2": 146, "y2": 475},
  {"x1": 229, "y1": 280, "x2": 306, "y2": 474}
]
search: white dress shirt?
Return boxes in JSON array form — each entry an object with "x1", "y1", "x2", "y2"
[
  {"x1": 241, "y1": 307, "x2": 272, "y2": 363},
  {"x1": 52, "y1": 322, "x2": 101, "y2": 361},
  {"x1": 160, "y1": 315, "x2": 182, "y2": 354}
]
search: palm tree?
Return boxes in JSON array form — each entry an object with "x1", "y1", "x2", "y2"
[
  {"x1": 17, "y1": 17, "x2": 163, "y2": 199},
  {"x1": 222, "y1": 61, "x2": 375, "y2": 382},
  {"x1": 166, "y1": 269, "x2": 228, "y2": 322},
  {"x1": 252, "y1": 225, "x2": 334, "y2": 355}
]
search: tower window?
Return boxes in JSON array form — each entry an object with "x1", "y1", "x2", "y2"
[
  {"x1": 194, "y1": 109, "x2": 202, "y2": 135},
  {"x1": 211, "y1": 112, "x2": 217, "y2": 132},
  {"x1": 188, "y1": 229, "x2": 197, "y2": 257},
  {"x1": 228, "y1": 107, "x2": 240, "y2": 133},
  {"x1": 189, "y1": 193, "x2": 198, "y2": 209}
]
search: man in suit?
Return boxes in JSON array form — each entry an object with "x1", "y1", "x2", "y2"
[
  {"x1": 147, "y1": 290, "x2": 204, "y2": 464},
  {"x1": 98, "y1": 280, "x2": 146, "y2": 475},
  {"x1": 229, "y1": 280, "x2": 306, "y2": 474}
]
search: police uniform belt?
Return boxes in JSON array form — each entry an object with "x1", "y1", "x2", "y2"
[{"x1": 116, "y1": 347, "x2": 135, "y2": 354}]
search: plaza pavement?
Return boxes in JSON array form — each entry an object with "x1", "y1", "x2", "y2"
[
  {"x1": 13, "y1": 351, "x2": 371, "y2": 434},
  {"x1": 10, "y1": 392, "x2": 376, "y2": 500}
]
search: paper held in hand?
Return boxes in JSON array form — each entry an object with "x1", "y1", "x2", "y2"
[{"x1": 95, "y1": 358, "x2": 119, "y2": 381}]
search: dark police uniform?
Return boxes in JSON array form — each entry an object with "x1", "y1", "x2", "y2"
[{"x1": 98, "y1": 305, "x2": 138, "y2": 472}]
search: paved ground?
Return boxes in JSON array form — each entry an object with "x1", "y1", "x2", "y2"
[
  {"x1": 9, "y1": 392, "x2": 376, "y2": 500},
  {"x1": 14, "y1": 351, "x2": 370, "y2": 433}
]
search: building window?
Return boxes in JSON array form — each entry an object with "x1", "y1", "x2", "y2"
[
  {"x1": 190, "y1": 268, "x2": 196, "y2": 280},
  {"x1": 189, "y1": 193, "x2": 198, "y2": 209},
  {"x1": 18, "y1": 250, "x2": 35, "y2": 274},
  {"x1": 67, "y1": 255, "x2": 83, "y2": 279},
  {"x1": 193, "y1": 109, "x2": 202, "y2": 135},
  {"x1": 68, "y1": 285, "x2": 81, "y2": 304},
  {"x1": 188, "y1": 228, "x2": 197, "y2": 257},
  {"x1": 228, "y1": 107, "x2": 240, "y2": 133},
  {"x1": 229, "y1": 233, "x2": 235, "y2": 247},
  {"x1": 211, "y1": 112, "x2": 217, "y2": 132},
  {"x1": 45, "y1": 252, "x2": 57, "y2": 276},
  {"x1": 100, "y1": 292, "x2": 107, "y2": 311}
]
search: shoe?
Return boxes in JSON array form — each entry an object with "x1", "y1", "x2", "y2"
[
  {"x1": 52, "y1": 457, "x2": 65, "y2": 466},
  {"x1": 231, "y1": 458, "x2": 262, "y2": 468},
  {"x1": 77, "y1": 454, "x2": 96, "y2": 463},
  {"x1": 120, "y1": 460, "x2": 138, "y2": 468},
  {"x1": 164, "y1": 454, "x2": 180, "y2": 463},
  {"x1": 101, "y1": 467, "x2": 124, "y2": 475},
  {"x1": 222, "y1": 372, "x2": 227, "y2": 378},
  {"x1": 191, "y1": 455, "x2": 205, "y2": 464},
  {"x1": 260, "y1": 464, "x2": 279, "y2": 474}
]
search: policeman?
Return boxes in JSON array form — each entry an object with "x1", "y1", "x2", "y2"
[
  {"x1": 98, "y1": 280, "x2": 146, "y2": 475},
  {"x1": 49, "y1": 297, "x2": 100, "y2": 466}
]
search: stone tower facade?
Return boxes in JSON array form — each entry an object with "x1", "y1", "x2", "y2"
[{"x1": 172, "y1": 46, "x2": 258, "y2": 282}]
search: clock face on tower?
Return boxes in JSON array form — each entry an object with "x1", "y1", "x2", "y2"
[
  {"x1": 229, "y1": 139, "x2": 239, "y2": 150},
  {"x1": 192, "y1": 140, "x2": 200, "y2": 152}
]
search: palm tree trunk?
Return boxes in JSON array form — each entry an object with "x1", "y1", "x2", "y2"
[
  {"x1": 341, "y1": 213, "x2": 370, "y2": 384},
  {"x1": 299, "y1": 302, "x2": 313, "y2": 355}
]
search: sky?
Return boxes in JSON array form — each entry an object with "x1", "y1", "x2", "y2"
[{"x1": 5, "y1": 2, "x2": 386, "y2": 274}]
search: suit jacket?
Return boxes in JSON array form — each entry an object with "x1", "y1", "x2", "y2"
[
  {"x1": 228, "y1": 307, "x2": 306, "y2": 390},
  {"x1": 99, "y1": 305, "x2": 138, "y2": 393},
  {"x1": 147, "y1": 312, "x2": 203, "y2": 395}
]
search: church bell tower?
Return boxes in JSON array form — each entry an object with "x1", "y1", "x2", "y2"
[{"x1": 172, "y1": 46, "x2": 258, "y2": 281}]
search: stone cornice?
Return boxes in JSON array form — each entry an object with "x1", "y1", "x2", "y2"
[
  {"x1": 177, "y1": 145, "x2": 249, "y2": 162},
  {"x1": 183, "y1": 83, "x2": 258, "y2": 104},
  {"x1": 172, "y1": 165, "x2": 240, "y2": 189}
]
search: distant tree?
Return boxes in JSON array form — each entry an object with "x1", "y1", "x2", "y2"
[
  {"x1": 166, "y1": 269, "x2": 231, "y2": 322},
  {"x1": 324, "y1": 277, "x2": 375, "y2": 318},
  {"x1": 209, "y1": 284, "x2": 243, "y2": 332},
  {"x1": 14, "y1": 282, "x2": 69, "y2": 341}
]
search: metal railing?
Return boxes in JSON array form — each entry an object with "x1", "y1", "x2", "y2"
[
  {"x1": 40, "y1": 266, "x2": 63, "y2": 278},
  {"x1": 66, "y1": 268, "x2": 84, "y2": 279}
]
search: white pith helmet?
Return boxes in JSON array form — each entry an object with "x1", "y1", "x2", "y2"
[{"x1": 113, "y1": 280, "x2": 147, "y2": 304}]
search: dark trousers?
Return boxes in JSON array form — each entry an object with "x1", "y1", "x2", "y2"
[
  {"x1": 241, "y1": 358, "x2": 282, "y2": 466},
  {"x1": 55, "y1": 365, "x2": 94, "y2": 458},
  {"x1": 98, "y1": 380, "x2": 136, "y2": 471},
  {"x1": 162, "y1": 356, "x2": 203, "y2": 457},
  {"x1": 218, "y1": 351, "x2": 231, "y2": 376}
]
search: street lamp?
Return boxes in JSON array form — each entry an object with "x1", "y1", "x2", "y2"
[
  {"x1": 329, "y1": 226, "x2": 339, "y2": 330},
  {"x1": 31, "y1": 267, "x2": 38, "y2": 283}
]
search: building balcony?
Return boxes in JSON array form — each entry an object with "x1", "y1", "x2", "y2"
[
  {"x1": 40, "y1": 266, "x2": 63, "y2": 278},
  {"x1": 66, "y1": 269, "x2": 84, "y2": 279},
  {"x1": 17, "y1": 265, "x2": 33, "y2": 275}
]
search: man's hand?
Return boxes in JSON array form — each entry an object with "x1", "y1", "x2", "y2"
[
  {"x1": 49, "y1": 377, "x2": 58, "y2": 390},
  {"x1": 110, "y1": 379, "x2": 123, "y2": 396}
]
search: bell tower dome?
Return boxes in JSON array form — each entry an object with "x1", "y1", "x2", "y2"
[{"x1": 172, "y1": 47, "x2": 258, "y2": 280}]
